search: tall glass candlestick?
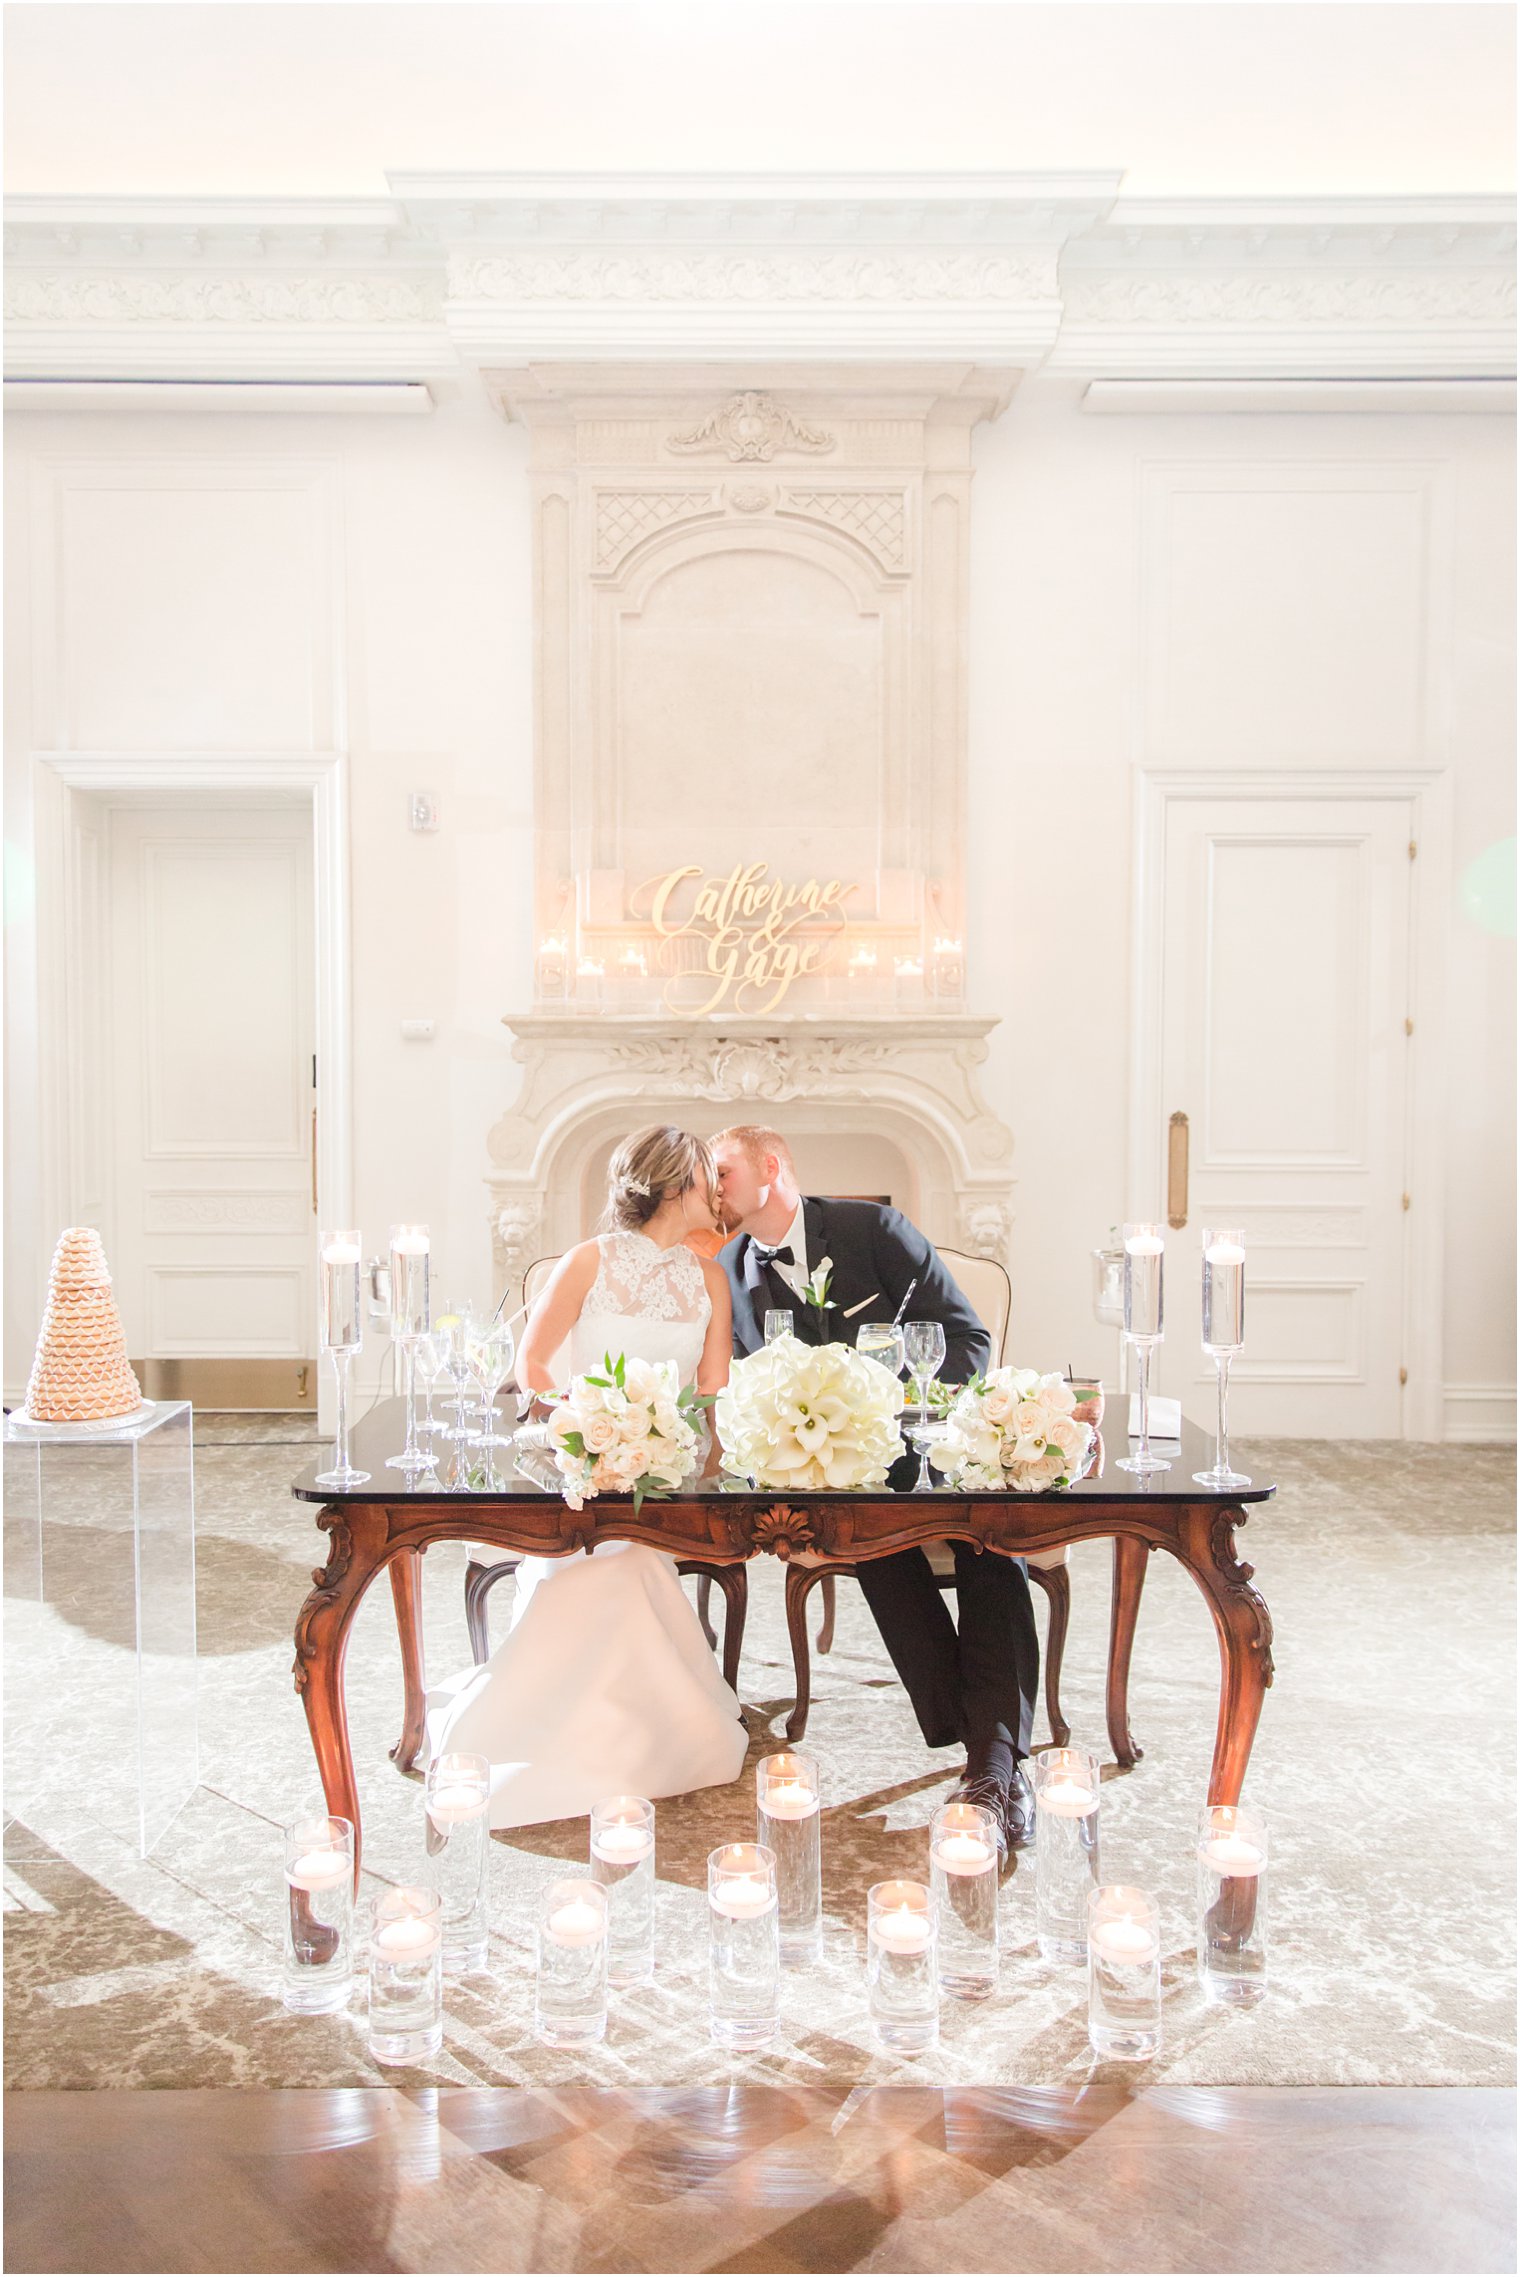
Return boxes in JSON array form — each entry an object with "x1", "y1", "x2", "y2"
[
  {"x1": 385, "y1": 1224, "x2": 433, "y2": 1478},
  {"x1": 1196, "y1": 1802, "x2": 1268, "y2": 2005},
  {"x1": 756, "y1": 1752, "x2": 822, "y2": 1965},
  {"x1": 1118, "y1": 1223, "x2": 1171, "y2": 1476},
  {"x1": 1195, "y1": 1228, "x2": 1252, "y2": 1489},
  {"x1": 315, "y1": 1232, "x2": 369, "y2": 1488}
]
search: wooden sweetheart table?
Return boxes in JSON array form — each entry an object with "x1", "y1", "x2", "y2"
[{"x1": 291, "y1": 1401, "x2": 1275, "y2": 1874}]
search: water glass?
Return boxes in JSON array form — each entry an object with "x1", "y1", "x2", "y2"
[
  {"x1": 282, "y1": 1813, "x2": 354, "y2": 2013},
  {"x1": 763, "y1": 1309, "x2": 795, "y2": 1345},
  {"x1": 1088, "y1": 1885, "x2": 1162, "y2": 2060},
  {"x1": 1034, "y1": 1746, "x2": 1101, "y2": 1963},
  {"x1": 708, "y1": 1843, "x2": 780, "y2": 2049},
  {"x1": 929, "y1": 1800, "x2": 1000, "y2": 1999},
  {"x1": 367, "y1": 1885, "x2": 443, "y2": 2066},
  {"x1": 424, "y1": 1751, "x2": 491, "y2": 1977},
  {"x1": 1197, "y1": 1803, "x2": 1268, "y2": 2006},
  {"x1": 591, "y1": 1794, "x2": 656, "y2": 1988},
  {"x1": 867, "y1": 1879, "x2": 938, "y2": 2054},
  {"x1": 756, "y1": 1752, "x2": 822, "y2": 1965},
  {"x1": 535, "y1": 1879, "x2": 609, "y2": 2045},
  {"x1": 857, "y1": 1322, "x2": 906, "y2": 1378}
]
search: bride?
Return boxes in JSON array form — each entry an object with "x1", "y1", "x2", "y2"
[{"x1": 425, "y1": 1125, "x2": 747, "y2": 1828}]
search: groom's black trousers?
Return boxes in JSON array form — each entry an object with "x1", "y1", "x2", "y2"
[{"x1": 853, "y1": 1542, "x2": 1039, "y2": 1763}]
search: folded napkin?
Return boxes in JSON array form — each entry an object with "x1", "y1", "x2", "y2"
[{"x1": 1127, "y1": 1394, "x2": 1182, "y2": 1440}]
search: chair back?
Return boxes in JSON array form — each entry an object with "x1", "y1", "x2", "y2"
[
  {"x1": 519, "y1": 1254, "x2": 570, "y2": 1390},
  {"x1": 937, "y1": 1246, "x2": 1012, "y2": 1368}
]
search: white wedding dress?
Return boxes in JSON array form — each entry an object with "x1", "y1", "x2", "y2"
[{"x1": 424, "y1": 1231, "x2": 748, "y2": 1829}]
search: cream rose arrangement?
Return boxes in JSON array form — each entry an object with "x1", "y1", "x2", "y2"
[
  {"x1": 930, "y1": 1366, "x2": 1094, "y2": 1493},
  {"x1": 546, "y1": 1352, "x2": 706, "y2": 1512},
  {"x1": 716, "y1": 1334, "x2": 905, "y2": 1491}
]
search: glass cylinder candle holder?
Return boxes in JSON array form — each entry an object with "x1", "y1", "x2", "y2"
[
  {"x1": 1197, "y1": 1803, "x2": 1268, "y2": 2006},
  {"x1": 868, "y1": 1879, "x2": 938, "y2": 2054},
  {"x1": 708, "y1": 1843, "x2": 780, "y2": 2050},
  {"x1": 535, "y1": 1878, "x2": 609, "y2": 2045},
  {"x1": 282, "y1": 1813, "x2": 354, "y2": 2013},
  {"x1": 424, "y1": 1751, "x2": 491, "y2": 1978},
  {"x1": 1196, "y1": 1228, "x2": 1252, "y2": 1490},
  {"x1": 1087, "y1": 1885, "x2": 1162, "y2": 2061},
  {"x1": 315, "y1": 1234, "x2": 369, "y2": 1489},
  {"x1": 1034, "y1": 1746, "x2": 1102, "y2": 1963},
  {"x1": 367, "y1": 1885, "x2": 443, "y2": 2066},
  {"x1": 385, "y1": 1225, "x2": 432, "y2": 1477},
  {"x1": 756, "y1": 1752, "x2": 822, "y2": 1966},
  {"x1": 591, "y1": 1794, "x2": 656, "y2": 1988},
  {"x1": 929, "y1": 1800, "x2": 1000, "y2": 1999},
  {"x1": 1119, "y1": 1223, "x2": 1170, "y2": 1475}
]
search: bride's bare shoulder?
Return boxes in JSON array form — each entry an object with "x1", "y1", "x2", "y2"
[{"x1": 547, "y1": 1239, "x2": 602, "y2": 1290}]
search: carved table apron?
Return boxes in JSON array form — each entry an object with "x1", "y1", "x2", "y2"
[{"x1": 292, "y1": 1407, "x2": 1275, "y2": 1879}]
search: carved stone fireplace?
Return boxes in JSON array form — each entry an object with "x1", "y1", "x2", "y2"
[{"x1": 483, "y1": 362, "x2": 1018, "y2": 1293}]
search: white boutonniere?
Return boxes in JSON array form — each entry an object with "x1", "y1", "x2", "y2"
[{"x1": 799, "y1": 1257, "x2": 836, "y2": 1316}]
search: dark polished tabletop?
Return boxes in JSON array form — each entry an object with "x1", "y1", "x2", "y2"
[{"x1": 292, "y1": 1397, "x2": 1274, "y2": 1506}]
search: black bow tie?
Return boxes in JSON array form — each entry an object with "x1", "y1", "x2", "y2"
[{"x1": 754, "y1": 1244, "x2": 795, "y2": 1267}]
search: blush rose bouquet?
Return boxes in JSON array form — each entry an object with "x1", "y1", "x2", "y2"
[
  {"x1": 929, "y1": 1366, "x2": 1095, "y2": 1493},
  {"x1": 546, "y1": 1352, "x2": 707, "y2": 1512}
]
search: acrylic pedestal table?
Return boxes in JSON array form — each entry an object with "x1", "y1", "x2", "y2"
[
  {"x1": 291, "y1": 1403, "x2": 1275, "y2": 1876},
  {"x1": 4, "y1": 1398, "x2": 198, "y2": 1855}
]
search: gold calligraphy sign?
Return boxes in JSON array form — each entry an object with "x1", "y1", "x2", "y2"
[{"x1": 640, "y1": 862, "x2": 855, "y2": 1016}]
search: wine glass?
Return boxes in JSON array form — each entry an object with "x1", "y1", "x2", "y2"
[
  {"x1": 465, "y1": 1317, "x2": 517, "y2": 1489},
  {"x1": 857, "y1": 1321, "x2": 906, "y2": 1378},
  {"x1": 413, "y1": 1329, "x2": 449, "y2": 1444}
]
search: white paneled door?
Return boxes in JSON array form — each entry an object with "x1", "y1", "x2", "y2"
[
  {"x1": 1153, "y1": 792, "x2": 1414, "y2": 1437},
  {"x1": 107, "y1": 802, "x2": 316, "y2": 1406}
]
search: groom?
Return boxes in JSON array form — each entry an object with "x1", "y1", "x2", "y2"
[{"x1": 712, "y1": 1124, "x2": 1038, "y2": 1856}]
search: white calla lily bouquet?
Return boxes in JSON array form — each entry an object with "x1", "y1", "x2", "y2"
[
  {"x1": 547, "y1": 1352, "x2": 707, "y2": 1512},
  {"x1": 930, "y1": 1366, "x2": 1095, "y2": 1493},
  {"x1": 716, "y1": 1334, "x2": 905, "y2": 1491}
]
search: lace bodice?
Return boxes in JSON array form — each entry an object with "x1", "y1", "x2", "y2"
[{"x1": 570, "y1": 1230, "x2": 711, "y2": 1388}]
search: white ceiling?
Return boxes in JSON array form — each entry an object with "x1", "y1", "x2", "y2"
[{"x1": 3, "y1": 1, "x2": 1514, "y2": 201}]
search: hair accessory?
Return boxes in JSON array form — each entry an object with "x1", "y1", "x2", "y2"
[{"x1": 626, "y1": 1175, "x2": 651, "y2": 1196}]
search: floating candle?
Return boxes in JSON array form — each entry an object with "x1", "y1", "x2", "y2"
[
  {"x1": 711, "y1": 1876, "x2": 776, "y2": 1920},
  {"x1": 1125, "y1": 1233, "x2": 1164, "y2": 1256},
  {"x1": 1038, "y1": 1777, "x2": 1097, "y2": 1818},
  {"x1": 871, "y1": 1903, "x2": 932, "y2": 1955},
  {"x1": 1200, "y1": 1833, "x2": 1265, "y2": 1877},
  {"x1": 426, "y1": 1784, "x2": 489, "y2": 1828},
  {"x1": 373, "y1": 1913, "x2": 441, "y2": 1960},
  {"x1": 932, "y1": 1830, "x2": 995, "y2": 1877},
  {"x1": 285, "y1": 1848, "x2": 349, "y2": 1893},
  {"x1": 591, "y1": 1821, "x2": 654, "y2": 1865},
  {"x1": 1091, "y1": 1915, "x2": 1158, "y2": 1966},
  {"x1": 321, "y1": 1242, "x2": 361, "y2": 1265},
  {"x1": 544, "y1": 1896, "x2": 606, "y2": 1948},
  {"x1": 760, "y1": 1779, "x2": 820, "y2": 1821}
]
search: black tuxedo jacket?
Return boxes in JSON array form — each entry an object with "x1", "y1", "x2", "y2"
[{"x1": 719, "y1": 1197, "x2": 991, "y2": 1386}]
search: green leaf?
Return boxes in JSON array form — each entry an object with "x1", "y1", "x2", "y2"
[{"x1": 561, "y1": 1431, "x2": 586, "y2": 1457}]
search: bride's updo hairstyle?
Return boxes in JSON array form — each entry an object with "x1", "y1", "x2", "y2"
[{"x1": 602, "y1": 1125, "x2": 717, "y2": 1234}]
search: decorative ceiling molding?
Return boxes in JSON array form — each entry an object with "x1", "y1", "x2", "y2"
[{"x1": 4, "y1": 177, "x2": 1513, "y2": 384}]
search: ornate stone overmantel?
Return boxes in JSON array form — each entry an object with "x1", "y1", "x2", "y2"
[{"x1": 486, "y1": 1013, "x2": 1016, "y2": 1300}]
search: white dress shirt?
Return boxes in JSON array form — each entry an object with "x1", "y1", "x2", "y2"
[{"x1": 760, "y1": 1201, "x2": 808, "y2": 1300}]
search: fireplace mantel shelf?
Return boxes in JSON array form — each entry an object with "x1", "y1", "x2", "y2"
[{"x1": 502, "y1": 1010, "x2": 1000, "y2": 1040}]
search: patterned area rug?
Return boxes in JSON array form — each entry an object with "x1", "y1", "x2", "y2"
[{"x1": 4, "y1": 1423, "x2": 1514, "y2": 2091}]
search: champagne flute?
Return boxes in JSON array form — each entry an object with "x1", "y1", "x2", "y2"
[
  {"x1": 414, "y1": 1328, "x2": 448, "y2": 1444},
  {"x1": 466, "y1": 1318, "x2": 517, "y2": 1489},
  {"x1": 902, "y1": 1320, "x2": 947, "y2": 1492}
]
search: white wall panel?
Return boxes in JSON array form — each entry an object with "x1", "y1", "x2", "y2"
[
  {"x1": 1143, "y1": 465, "x2": 1440, "y2": 766},
  {"x1": 38, "y1": 461, "x2": 334, "y2": 752},
  {"x1": 146, "y1": 1265, "x2": 303, "y2": 1355}
]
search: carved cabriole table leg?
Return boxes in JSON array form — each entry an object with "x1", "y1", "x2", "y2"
[
  {"x1": 783, "y1": 1564, "x2": 834, "y2": 1744},
  {"x1": 1175, "y1": 1502, "x2": 1276, "y2": 1808},
  {"x1": 1107, "y1": 1535, "x2": 1149, "y2": 1769},
  {"x1": 388, "y1": 1544, "x2": 427, "y2": 1773},
  {"x1": 292, "y1": 1504, "x2": 392, "y2": 1881}
]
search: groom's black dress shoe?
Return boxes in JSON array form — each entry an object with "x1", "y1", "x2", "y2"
[{"x1": 948, "y1": 1764, "x2": 1036, "y2": 1871}]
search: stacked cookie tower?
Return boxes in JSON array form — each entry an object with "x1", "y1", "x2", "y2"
[{"x1": 24, "y1": 1227, "x2": 143, "y2": 1423}]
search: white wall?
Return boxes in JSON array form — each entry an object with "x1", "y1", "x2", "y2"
[{"x1": 5, "y1": 377, "x2": 1514, "y2": 1430}]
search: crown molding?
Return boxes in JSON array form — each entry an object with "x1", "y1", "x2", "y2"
[{"x1": 5, "y1": 179, "x2": 1513, "y2": 385}]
